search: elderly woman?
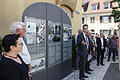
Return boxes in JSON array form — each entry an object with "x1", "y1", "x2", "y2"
[{"x1": 0, "y1": 34, "x2": 29, "y2": 80}]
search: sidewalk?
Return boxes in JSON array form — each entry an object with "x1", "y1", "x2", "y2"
[{"x1": 63, "y1": 57, "x2": 118, "y2": 80}]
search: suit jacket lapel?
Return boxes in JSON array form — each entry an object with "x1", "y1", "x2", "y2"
[
  {"x1": 100, "y1": 37, "x2": 104, "y2": 47},
  {"x1": 82, "y1": 33, "x2": 86, "y2": 42}
]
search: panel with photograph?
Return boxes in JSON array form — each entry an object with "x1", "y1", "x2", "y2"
[
  {"x1": 63, "y1": 24, "x2": 72, "y2": 62},
  {"x1": 48, "y1": 21, "x2": 61, "y2": 68},
  {"x1": 24, "y1": 16, "x2": 46, "y2": 73}
]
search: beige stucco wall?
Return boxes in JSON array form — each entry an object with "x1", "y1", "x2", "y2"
[
  {"x1": 0, "y1": 0, "x2": 81, "y2": 37},
  {"x1": 72, "y1": 0, "x2": 82, "y2": 35},
  {"x1": 0, "y1": 0, "x2": 20, "y2": 37},
  {"x1": 60, "y1": 0, "x2": 82, "y2": 35}
]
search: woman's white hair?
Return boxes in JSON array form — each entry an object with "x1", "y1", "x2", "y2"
[{"x1": 10, "y1": 21, "x2": 25, "y2": 33}]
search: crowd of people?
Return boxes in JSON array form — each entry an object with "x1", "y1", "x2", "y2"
[
  {"x1": 75, "y1": 24, "x2": 119, "y2": 80},
  {"x1": 0, "y1": 22, "x2": 119, "y2": 80},
  {"x1": 0, "y1": 22, "x2": 31, "y2": 80}
]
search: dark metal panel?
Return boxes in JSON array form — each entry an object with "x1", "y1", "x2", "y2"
[
  {"x1": 47, "y1": 4, "x2": 61, "y2": 22},
  {"x1": 32, "y1": 70, "x2": 47, "y2": 80},
  {"x1": 61, "y1": 59, "x2": 72, "y2": 79},
  {"x1": 31, "y1": 60, "x2": 72, "y2": 80},
  {"x1": 46, "y1": 19, "x2": 49, "y2": 69},
  {"x1": 61, "y1": 10, "x2": 71, "y2": 25},
  {"x1": 47, "y1": 64, "x2": 61, "y2": 80},
  {"x1": 22, "y1": 2, "x2": 72, "y2": 80},
  {"x1": 22, "y1": 2, "x2": 47, "y2": 21}
]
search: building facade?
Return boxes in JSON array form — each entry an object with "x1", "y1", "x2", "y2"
[{"x1": 82, "y1": 0, "x2": 119, "y2": 37}]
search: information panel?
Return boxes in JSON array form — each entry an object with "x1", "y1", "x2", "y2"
[
  {"x1": 63, "y1": 24, "x2": 72, "y2": 62},
  {"x1": 24, "y1": 16, "x2": 46, "y2": 72},
  {"x1": 48, "y1": 21, "x2": 61, "y2": 67}
]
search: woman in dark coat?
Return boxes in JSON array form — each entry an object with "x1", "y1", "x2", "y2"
[{"x1": 0, "y1": 34, "x2": 29, "y2": 80}]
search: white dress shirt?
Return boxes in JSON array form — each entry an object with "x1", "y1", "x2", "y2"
[
  {"x1": 86, "y1": 36, "x2": 89, "y2": 49},
  {"x1": 19, "y1": 38, "x2": 31, "y2": 64},
  {"x1": 100, "y1": 38, "x2": 104, "y2": 47},
  {"x1": 75, "y1": 33, "x2": 79, "y2": 45},
  {"x1": 94, "y1": 37, "x2": 97, "y2": 47}
]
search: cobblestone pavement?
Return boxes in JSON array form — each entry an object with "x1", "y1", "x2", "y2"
[{"x1": 63, "y1": 57, "x2": 118, "y2": 80}]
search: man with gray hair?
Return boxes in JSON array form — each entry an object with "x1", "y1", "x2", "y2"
[
  {"x1": 10, "y1": 21, "x2": 31, "y2": 78},
  {"x1": 75, "y1": 28, "x2": 82, "y2": 70}
]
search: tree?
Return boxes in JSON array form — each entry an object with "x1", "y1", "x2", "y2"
[
  {"x1": 111, "y1": 0, "x2": 120, "y2": 22},
  {"x1": 0, "y1": 37, "x2": 3, "y2": 59},
  {"x1": 111, "y1": 0, "x2": 120, "y2": 71}
]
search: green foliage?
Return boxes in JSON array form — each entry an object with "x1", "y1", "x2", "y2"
[
  {"x1": 111, "y1": 0, "x2": 120, "y2": 22},
  {"x1": 0, "y1": 37, "x2": 3, "y2": 59},
  {"x1": 72, "y1": 35, "x2": 76, "y2": 68},
  {"x1": 111, "y1": 0, "x2": 120, "y2": 3}
]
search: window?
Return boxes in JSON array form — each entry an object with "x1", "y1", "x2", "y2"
[
  {"x1": 82, "y1": 17, "x2": 85, "y2": 24},
  {"x1": 82, "y1": 7, "x2": 85, "y2": 12},
  {"x1": 91, "y1": 29, "x2": 95, "y2": 32},
  {"x1": 90, "y1": 17, "x2": 95, "y2": 23},
  {"x1": 104, "y1": 3, "x2": 110, "y2": 9},
  {"x1": 91, "y1": 5, "x2": 97, "y2": 11},
  {"x1": 100, "y1": 16, "x2": 111, "y2": 23}
]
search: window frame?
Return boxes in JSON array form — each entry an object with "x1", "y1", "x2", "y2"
[
  {"x1": 103, "y1": 3, "x2": 110, "y2": 10},
  {"x1": 91, "y1": 4, "x2": 98, "y2": 11},
  {"x1": 82, "y1": 17, "x2": 85, "y2": 24},
  {"x1": 100, "y1": 15, "x2": 111, "y2": 23},
  {"x1": 90, "y1": 17, "x2": 95, "y2": 23}
]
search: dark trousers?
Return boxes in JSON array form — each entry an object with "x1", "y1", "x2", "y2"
[
  {"x1": 75, "y1": 47, "x2": 80, "y2": 68},
  {"x1": 85, "y1": 53, "x2": 91, "y2": 72},
  {"x1": 85, "y1": 59, "x2": 90, "y2": 72},
  {"x1": 108, "y1": 48, "x2": 116, "y2": 61},
  {"x1": 79, "y1": 54, "x2": 87, "y2": 78},
  {"x1": 97, "y1": 49, "x2": 104, "y2": 65}
]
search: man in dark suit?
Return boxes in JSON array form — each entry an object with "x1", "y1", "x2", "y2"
[
  {"x1": 77, "y1": 24, "x2": 88, "y2": 80},
  {"x1": 85, "y1": 31, "x2": 94, "y2": 74},
  {"x1": 96, "y1": 32, "x2": 106, "y2": 66}
]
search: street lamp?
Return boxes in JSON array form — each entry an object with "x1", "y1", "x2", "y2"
[{"x1": 118, "y1": 23, "x2": 120, "y2": 71}]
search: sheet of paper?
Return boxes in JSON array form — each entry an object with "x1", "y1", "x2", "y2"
[{"x1": 88, "y1": 54, "x2": 92, "y2": 61}]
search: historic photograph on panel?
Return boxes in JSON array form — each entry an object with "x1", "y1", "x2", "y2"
[
  {"x1": 63, "y1": 24, "x2": 72, "y2": 41},
  {"x1": 24, "y1": 16, "x2": 46, "y2": 72},
  {"x1": 48, "y1": 21, "x2": 61, "y2": 42}
]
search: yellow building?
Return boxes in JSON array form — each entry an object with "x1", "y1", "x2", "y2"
[
  {"x1": 0, "y1": 1, "x2": 82, "y2": 80},
  {"x1": 0, "y1": 0, "x2": 82, "y2": 37}
]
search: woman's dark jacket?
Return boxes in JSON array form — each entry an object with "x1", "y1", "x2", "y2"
[{"x1": 0, "y1": 54, "x2": 29, "y2": 80}]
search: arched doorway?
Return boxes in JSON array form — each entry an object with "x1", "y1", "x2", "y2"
[{"x1": 22, "y1": 2, "x2": 72, "y2": 80}]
